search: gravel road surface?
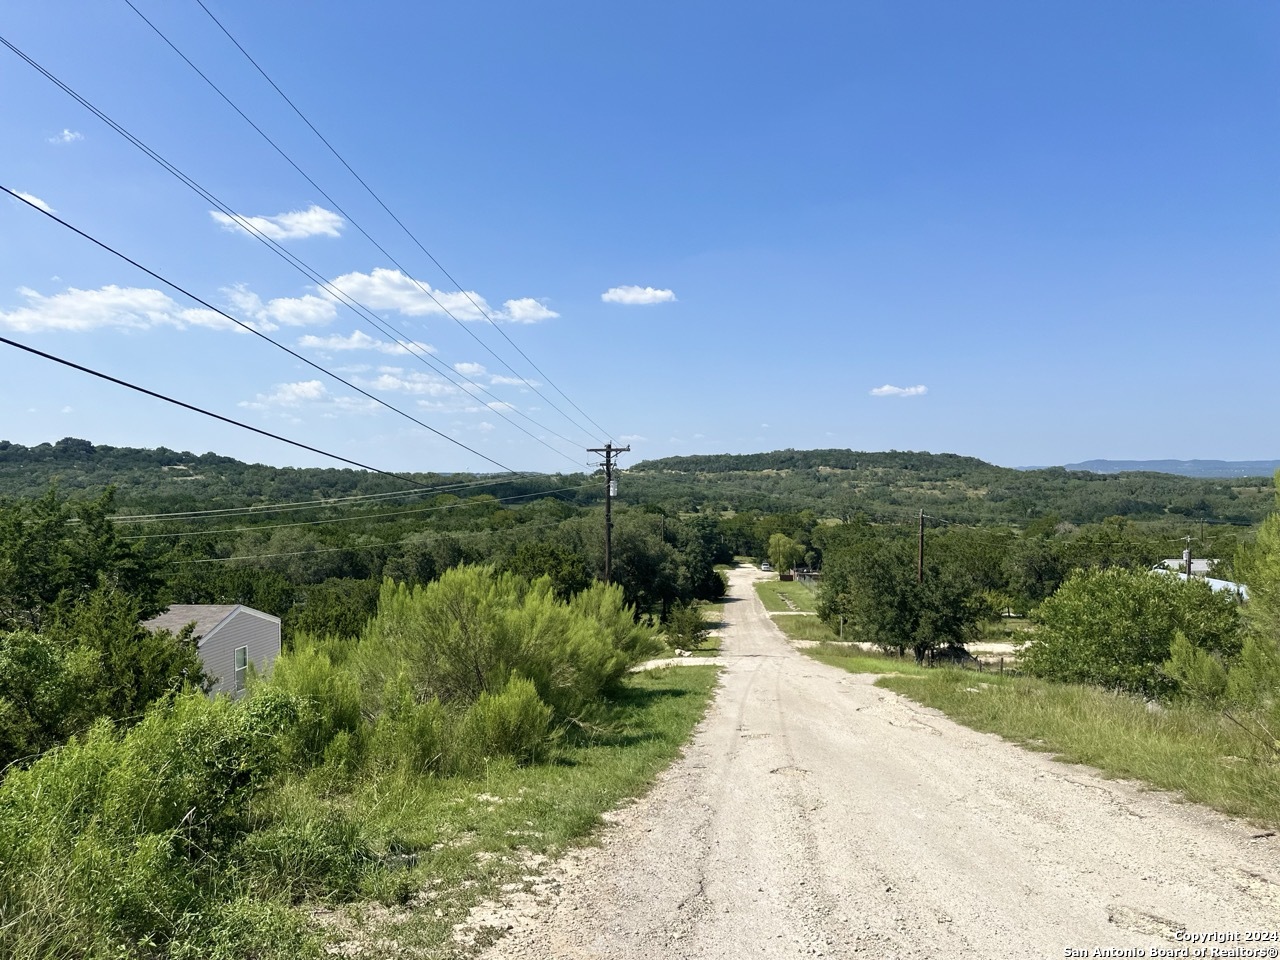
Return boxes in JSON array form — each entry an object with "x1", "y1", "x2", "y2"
[{"x1": 475, "y1": 566, "x2": 1280, "y2": 959}]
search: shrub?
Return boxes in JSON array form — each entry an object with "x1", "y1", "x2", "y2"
[
  {"x1": 1024, "y1": 568, "x2": 1242, "y2": 696},
  {"x1": 456, "y1": 675, "x2": 553, "y2": 769},
  {"x1": 364, "y1": 673, "x2": 449, "y2": 776},
  {"x1": 358, "y1": 568, "x2": 524, "y2": 707},
  {"x1": 264, "y1": 639, "x2": 364, "y2": 770},
  {"x1": 665, "y1": 602, "x2": 710, "y2": 650},
  {"x1": 0, "y1": 629, "x2": 69, "y2": 769},
  {"x1": 358, "y1": 568, "x2": 658, "y2": 720},
  {"x1": 0, "y1": 689, "x2": 305, "y2": 958}
]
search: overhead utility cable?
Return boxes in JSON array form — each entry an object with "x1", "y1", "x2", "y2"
[
  {"x1": 0, "y1": 334, "x2": 474, "y2": 489},
  {"x1": 0, "y1": 34, "x2": 587, "y2": 468},
  {"x1": 170, "y1": 518, "x2": 568, "y2": 565},
  {"x1": 129, "y1": 0, "x2": 606, "y2": 445},
  {"x1": 1, "y1": 186, "x2": 517, "y2": 473},
  {"x1": 120, "y1": 481, "x2": 597, "y2": 540},
  {"x1": 111, "y1": 473, "x2": 573, "y2": 523}
]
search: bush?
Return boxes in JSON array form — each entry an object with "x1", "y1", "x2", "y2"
[
  {"x1": 0, "y1": 630, "x2": 69, "y2": 769},
  {"x1": 456, "y1": 675, "x2": 553, "y2": 769},
  {"x1": 0, "y1": 689, "x2": 299, "y2": 957},
  {"x1": 365, "y1": 673, "x2": 449, "y2": 776},
  {"x1": 357, "y1": 567, "x2": 657, "y2": 720},
  {"x1": 264, "y1": 639, "x2": 364, "y2": 770},
  {"x1": 665, "y1": 602, "x2": 710, "y2": 650},
  {"x1": 1024, "y1": 568, "x2": 1242, "y2": 696}
]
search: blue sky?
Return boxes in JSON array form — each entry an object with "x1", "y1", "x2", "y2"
[{"x1": 2, "y1": 1, "x2": 1277, "y2": 475}]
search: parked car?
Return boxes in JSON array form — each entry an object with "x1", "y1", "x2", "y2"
[{"x1": 761, "y1": 561, "x2": 772, "y2": 571}]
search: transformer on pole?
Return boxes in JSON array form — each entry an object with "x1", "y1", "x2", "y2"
[{"x1": 588, "y1": 442, "x2": 630, "y2": 584}]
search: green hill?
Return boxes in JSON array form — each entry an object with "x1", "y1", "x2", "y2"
[{"x1": 626, "y1": 448, "x2": 1272, "y2": 526}]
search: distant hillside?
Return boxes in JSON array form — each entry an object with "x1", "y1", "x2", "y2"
[
  {"x1": 2, "y1": 439, "x2": 1274, "y2": 529},
  {"x1": 627, "y1": 448, "x2": 1274, "y2": 526},
  {"x1": 0, "y1": 437, "x2": 590, "y2": 512},
  {"x1": 1063, "y1": 459, "x2": 1280, "y2": 479}
]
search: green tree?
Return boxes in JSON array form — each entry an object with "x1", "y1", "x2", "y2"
[
  {"x1": 0, "y1": 630, "x2": 70, "y2": 769},
  {"x1": 767, "y1": 533, "x2": 805, "y2": 574},
  {"x1": 285, "y1": 577, "x2": 381, "y2": 642},
  {"x1": 820, "y1": 532, "x2": 986, "y2": 662},
  {"x1": 47, "y1": 585, "x2": 207, "y2": 728},
  {"x1": 1023, "y1": 568, "x2": 1242, "y2": 696},
  {"x1": 665, "y1": 601, "x2": 710, "y2": 650},
  {"x1": 501, "y1": 541, "x2": 592, "y2": 600},
  {"x1": 1236, "y1": 472, "x2": 1280, "y2": 643}
]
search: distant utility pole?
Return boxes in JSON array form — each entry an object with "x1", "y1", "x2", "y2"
[
  {"x1": 1184, "y1": 535, "x2": 1194, "y2": 578},
  {"x1": 588, "y1": 442, "x2": 630, "y2": 584},
  {"x1": 917, "y1": 509, "x2": 925, "y2": 585}
]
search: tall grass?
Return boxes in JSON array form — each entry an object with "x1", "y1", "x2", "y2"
[
  {"x1": 876, "y1": 671, "x2": 1280, "y2": 827},
  {"x1": 0, "y1": 568, "x2": 712, "y2": 959}
]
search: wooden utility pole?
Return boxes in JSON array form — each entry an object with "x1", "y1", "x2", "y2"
[
  {"x1": 917, "y1": 509, "x2": 925, "y2": 584},
  {"x1": 1184, "y1": 535, "x2": 1194, "y2": 578},
  {"x1": 588, "y1": 443, "x2": 630, "y2": 584}
]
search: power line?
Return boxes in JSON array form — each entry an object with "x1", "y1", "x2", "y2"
[
  {"x1": 169, "y1": 518, "x2": 567, "y2": 564},
  {"x1": 0, "y1": 334, "x2": 477, "y2": 490},
  {"x1": 121, "y1": 481, "x2": 598, "y2": 540},
  {"x1": 122, "y1": 0, "x2": 598, "y2": 452},
  {"x1": 122, "y1": 0, "x2": 603, "y2": 447},
  {"x1": 0, "y1": 34, "x2": 590, "y2": 469},
  {"x1": 189, "y1": 0, "x2": 614, "y2": 443},
  {"x1": 2, "y1": 185, "x2": 519, "y2": 474},
  {"x1": 111, "y1": 473, "x2": 576, "y2": 523}
]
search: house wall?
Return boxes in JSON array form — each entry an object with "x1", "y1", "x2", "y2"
[{"x1": 200, "y1": 609, "x2": 281, "y2": 696}]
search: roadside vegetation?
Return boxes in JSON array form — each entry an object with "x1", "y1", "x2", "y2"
[
  {"x1": 0, "y1": 563, "x2": 719, "y2": 958},
  {"x1": 770, "y1": 612, "x2": 840, "y2": 645},
  {"x1": 810, "y1": 472, "x2": 1280, "y2": 829},
  {"x1": 4, "y1": 437, "x2": 1280, "y2": 953},
  {"x1": 875, "y1": 672, "x2": 1280, "y2": 827},
  {"x1": 753, "y1": 579, "x2": 818, "y2": 613}
]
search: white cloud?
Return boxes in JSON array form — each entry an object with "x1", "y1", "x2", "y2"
[
  {"x1": 211, "y1": 204, "x2": 345, "y2": 240},
  {"x1": 620, "y1": 434, "x2": 647, "y2": 443},
  {"x1": 453, "y1": 361, "x2": 486, "y2": 377},
  {"x1": 239, "y1": 379, "x2": 376, "y2": 414},
  {"x1": 327, "y1": 267, "x2": 489, "y2": 319},
  {"x1": 869, "y1": 384, "x2": 928, "y2": 398},
  {"x1": 489, "y1": 374, "x2": 538, "y2": 387},
  {"x1": 13, "y1": 191, "x2": 54, "y2": 214},
  {"x1": 477, "y1": 421, "x2": 495, "y2": 432},
  {"x1": 357, "y1": 367, "x2": 458, "y2": 398},
  {"x1": 0, "y1": 284, "x2": 229, "y2": 333},
  {"x1": 601, "y1": 285, "x2": 676, "y2": 305},
  {"x1": 325, "y1": 268, "x2": 555, "y2": 323},
  {"x1": 298, "y1": 330, "x2": 434, "y2": 356},
  {"x1": 486, "y1": 400, "x2": 515, "y2": 413},
  {"x1": 48, "y1": 129, "x2": 83, "y2": 144},
  {"x1": 501, "y1": 297, "x2": 558, "y2": 322},
  {"x1": 223, "y1": 284, "x2": 336, "y2": 330},
  {"x1": 60, "y1": 405, "x2": 73, "y2": 414}
]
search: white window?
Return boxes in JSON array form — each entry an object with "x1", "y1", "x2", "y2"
[{"x1": 234, "y1": 645, "x2": 248, "y2": 692}]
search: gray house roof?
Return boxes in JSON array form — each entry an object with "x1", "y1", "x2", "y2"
[{"x1": 142, "y1": 604, "x2": 280, "y2": 643}]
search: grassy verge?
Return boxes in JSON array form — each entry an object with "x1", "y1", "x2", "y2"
[
  {"x1": 977, "y1": 616, "x2": 1037, "y2": 644},
  {"x1": 803, "y1": 641, "x2": 931, "y2": 676},
  {"x1": 754, "y1": 579, "x2": 818, "y2": 613},
  {"x1": 312, "y1": 665, "x2": 721, "y2": 956},
  {"x1": 771, "y1": 614, "x2": 841, "y2": 645},
  {"x1": 873, "y1": 671, "x2": 1280, "y2": 828}
]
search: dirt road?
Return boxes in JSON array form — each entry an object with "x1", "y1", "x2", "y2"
[{"x1": 478, "y1": 566, "x2": 1280, "y2": 959}]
